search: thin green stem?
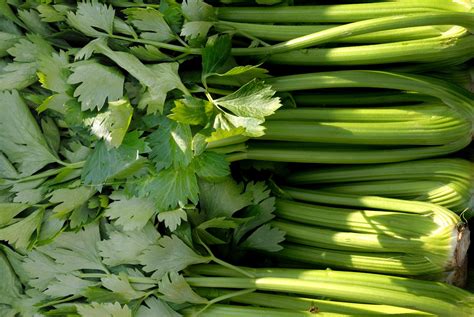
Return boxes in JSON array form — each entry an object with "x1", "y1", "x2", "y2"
[
  {"x1": 110, "y1": 34, "x2": 201, "y2": 54},
  {"x1": 194, "y1": 288, "x2": 257, "y2": 316}
]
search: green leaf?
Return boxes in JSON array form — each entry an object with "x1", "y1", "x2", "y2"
[
  {"x1": 41, "y1": 117, "x2": 61, "y2": 153},
  {"x1": 215, "y1": 79, "x2": 281, "y2": 120},
  {"x1": 0, "y1": 203, "x2": 30, "y2": 227},
  {"x1": 180, "y1": 21, "x2": 213, "y2": 43},
  {"x1": 90, "y1": 41, "x2": 188, "y2": 114},
  {"x1": 37, "y1": 4, "x2": 67, "y2": 23},
  {"x1": 129, "y1": 45, "x2": 170, "y2": 62},
  {"x1": 49, "y1": 186, "x2": 95, "y2": 217},
  {"x1": 157, "y1": 208, "x2": 187, "y2": 232},
  {"x1": 182, "y1": 0, "x2": 216, "y2": 21},
  {"x1": 0, "y1": 62, "x2": 37, "y2": 91},
  {"x1": 84, "y1": 98, "x2": 133, "y2": 148},
  {"x1": 37, "y1": 93, "x2": 72, "y2": 114},
  {"x1": 137, "y1": 166, "x2": 199, "y2": 211},
  {"x1": 160, "y1": 0, "x2": 183, "y2": 34},
  {"x1": 137, "y1": 297, "x2": 181, "y2": 317},
  {"x1": 68, "y1": 60, "x2": 124, "y2": 111},
  {"x1": 21, "y1": 249, "x2": 68, "y2": 291},
  {"x1": 158, "y1": 272, "x2": 207, "y2": 304},
  {"x1": 0, "y1": 209, "x2": 43, "y2": 250},
  {"x1": 37, "y1": 51, "x2": 71, "y2": 93},
  {"x1": 233, "y1": 182, "x2": 276, "y2": 243},
  {"x1": 194, "y1": 151, "x2": 230, "y2": 181},
  {"x1": 137, "y1": 63, "x2": 189, "y2": 114},
  {"x1": 18, "y1": 9, "x2": 52, "y2": 36},
  {"x1": 98, "y1": 223, "x2": 160, "y2": 266},
  {"x1": 216, "y1": 65, "x2": 268, "y2": 78},
  {"x1": 169, "y1": 96, "x2": 214, "y2": 125},
  {"x1": 0, "y1": 90, "x2": 58, "y2": 176},
  {"x1": 76, "y1": 302, "x2": 132, "y2": 317},
  {"x1": 81, "y1": 132, "x2": 146, "y2": 188},
  {"x1": 45, "y1": 274, "x2": 95, "y2": 298},
  {"x1": 0, "y1": 252, "x2": 23, "y2": 305},
  {"x1": 67, "y1": 0, "x2": 115, "y2": 37},
  {"x1": 148, "y1": 117, "x2": 193, "y2": 171},
  {"x1": 239, "y1": 224, "x2": 285, "y2": 252},
  {"x1": 199, "y1": 178, "x2": 252, "y2": 219},
  {"x1": 7, "y1": 34, "x2": 53, "y2": 63},
  {"x1": 202, "y1": 34, "x2": 231, "y2": 82},
  {"x1": 105, "y1": 193, "x2": 157, "y2": 231},
  {"x1": 124, "y1": 7, "x2": 174, "y2": 42},
  {"x1": 139, "y1": 235, "x2": 210, "y2": 279},
  {"x1": 0, "y1": 32, "x2": 19, "y2": 59},
  {"x1": 39, "y1": 223, "x2": 105, "y2": 272},
  {"x1": 101, "y1": 273, "x2": 145, "y2": 302}
]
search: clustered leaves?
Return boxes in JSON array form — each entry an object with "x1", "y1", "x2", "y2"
[{"x1": 0, "y1": 0, "x2": 283, "y2": 315}]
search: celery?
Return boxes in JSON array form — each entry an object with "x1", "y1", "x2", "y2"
[
  {"x1": 185, "y1": 275, "x2": 473, "y2": 316},
  {"x1": 216, "y1": 2, "x2": 471, "y2": 23},
  {"x1": 216, "y1": 21, "x2": 456, "y2": 43},
  {"x1": 267, "y1": 35, "x2": 474, "y2": 66},
  {"x1": 196, "y1": 289, "x2": 432, "y2": 315}
]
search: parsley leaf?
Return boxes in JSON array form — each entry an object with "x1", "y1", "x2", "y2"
[
  {"x1": 124, "y1": 7, "x2": 175, "y2": 42},
  {"x1": 202, "y1": 34, "x2": 231, "y2": 83},
  {"x1": 157, "y1": 208, "x2": 188, "y2": 232},
  {"x1": 84, "y1": 98, "x2": 133, "y2": 148},
  {"x1": 105, "y1": 192, "x2": 157, "y2": 231},
  {"x1": 85, "y1": 40, "x2": 189, "y2": 113},
  {"x1": 134, "y1": 166, "x2": 199, "y2": 211},
  {"x1": 215, "y1": 79, "x2": 281, "y2": 120},
  {"x1": 0, "y1": 203, "x2": 30, "y2": 226},
  {"x1": 139, "y1": 235, "x2": 210, "y2": 279},
  {"x1": 199, "y1": 177, "x2": 252, "y2": 219},
  {"x1": 0, "y1": 90, "x2": 58, "y2": 176},
  {"x1": 98, "y1": 223, "x2": 160, "y2": 266},
  {"x1": 168, "y1": 96, "x2": 214, "y2": 126},
  {"x1": 182, "y1": 0, "x2": 216, "y2": 22},
  {"x1": 68, "y1": 60, "x2": 124, "y2": 111},
  {"x1": 81, "y1": 132, "x2": 146, "y2": 188},
  {"x1": 67, "y1": 0, "x2": 115, "y2": 37},
  {"x1": 239, "y1": 223, "x2": 285, "y2": 252},
  {"x1": 194, "y1": 151, "x2": 230, "y2": 181},
  {"x1": 38, "y1": 223, "x2": 106, "y2": 273},
  {"x1": 148, "y1": 117, "x2": 193, "y2": 171},
  {"x1": 101, "y1": 273, "x2": 145, "y2": 302},
  {"x1": 49, "y1": 186, "x2": 95, "y2": 217},
  {"x1": 0, "y1": 208, "x2": 43, "y2": 250},
  {"x1": 137, "y1": 297, "x2": 181, "y2": 317},
  {"x1": 159, "y1": 272, "x2": 207, "y2": 304},
  {"x1": 45, "y1": 274, "x2": 95, "y2": 297},
  {"x1": 76, "y1": 302, "x2": 132, "y2": 317}
]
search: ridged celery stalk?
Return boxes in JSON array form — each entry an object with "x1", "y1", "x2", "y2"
[
  {"x1": 181, "y1": 304, "x2": 348, "y2": 317},
  {"x1": 286, "y1": 158, "x2": 473, "y2": 213},
  {"x1": 215, "y1": 21, "x2": 458, "y2": 43},
  {"x1": 261, "y1": 108, "x2": 470, "y2": 145},
  {"x1": 185, "y1": 267, "x2": 474, "y2": 316},
  {"x1": 267, "y1": 188, "x2": 469, "y2": 277},
  {"x1": 216, "y1": 1, "x2": 472, "y2": 23},
  {"x1": 196, "y1": 288, "x2": 431, "y2": 316},
  {"x1": 266, "y1": 35, "x2": 474, "y2": 66}
]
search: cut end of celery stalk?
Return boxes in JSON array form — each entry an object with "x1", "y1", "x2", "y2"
[
  {"x1": 443, "y1": 258, "x2": 469, "y2": 288},
  {"x1": 442, "y1": 224, "x2": 470, "y2": 286}
]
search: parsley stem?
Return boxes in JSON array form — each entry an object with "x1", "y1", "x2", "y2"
[
  {"x1": 110, "y1": 34, "x2": 202, "y2": 54},
  {"x1": 194, "y1": 288, "x2": 257, "y2": 316},
  {"x1": 37, "y1": 294, "x2": 82, "y2": 308},
  {"x1": 78, "y1": 273, "x2": 157, "y2": 284},
  {"x1": 210, "y1": 257, "x2": 255, "y2": 279}
]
